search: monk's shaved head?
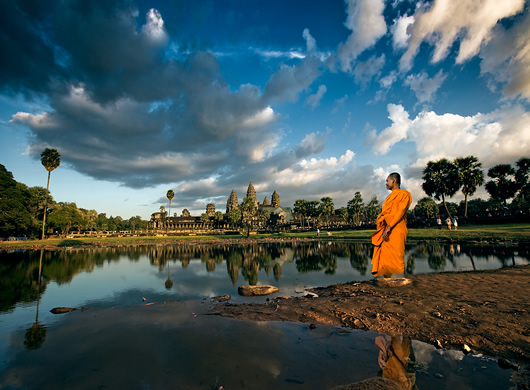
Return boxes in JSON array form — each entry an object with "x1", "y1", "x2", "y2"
[{"x1": 389, "y1": 172, "x2": 401, "y2": 186}]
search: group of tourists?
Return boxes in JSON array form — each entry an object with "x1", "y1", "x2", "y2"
[{"x1": 436, "y1": 216, "x2": 459, "y2": 230}]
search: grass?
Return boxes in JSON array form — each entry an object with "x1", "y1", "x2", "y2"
[{"x1": 1, "y1": 224, "x2": 529, "y2": 250}]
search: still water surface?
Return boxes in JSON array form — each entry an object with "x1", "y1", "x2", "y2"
[{"x1": 1, "y1": 241, "x2": 527, "y2": 389}]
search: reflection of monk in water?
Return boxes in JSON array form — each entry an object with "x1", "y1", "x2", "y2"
[
  {"x1": 371, "y1": 173, "x2": 411, "y2": 277},
  {"x1": 375, "y1": 335, "x2": 418, "y2": 390}
]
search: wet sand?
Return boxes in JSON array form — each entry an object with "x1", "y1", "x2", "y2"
[{"x1": 212, "y1": 265, "x2": 530, "y2": 388}]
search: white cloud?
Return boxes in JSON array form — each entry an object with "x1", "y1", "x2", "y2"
[
  {"x1": 391, "y1": 15, "x2": 414, "y2": 50},
  {"x1": 303, "y1": 28, "x2": 317, "y2": 53},
  {"x1": 305, "y1": 85, "x2": 327, "y2": 109},
  {"x1": 404, "y1": 70, "x2": 447, "y2": 103},
  {"x1": 141, "y1": 9, "x2": 167, "y2": 43},
  {"x1": 371, "y1": 103, "x2": 530, "y2": 169},
  {"x1": 337, "y1": 0, "x2": 387, "y2": 72},
  {"x1": 372, "y1": 104, "x2": 412, "y2": 155},
  {"x1": 275, "y1": 150, "x2": 355, "y2": 187},
  {"x1": 400, "y1": 0, "x2": 524, "y2": 72}
]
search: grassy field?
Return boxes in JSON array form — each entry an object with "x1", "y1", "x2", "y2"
[{"x1": 1, "y1": 223, "x2": 529, "y2": 250}]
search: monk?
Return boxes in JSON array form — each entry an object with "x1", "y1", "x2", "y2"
[{"x1": 371, "y1": 172, "x2": 412, "y2": 277}]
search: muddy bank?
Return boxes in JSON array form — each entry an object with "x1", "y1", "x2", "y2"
[{"x1": 212, "y1": 265, "x2": 530, "y2": 388}]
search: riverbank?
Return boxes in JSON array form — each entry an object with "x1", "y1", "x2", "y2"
[
  {"x1": 1, "y1": 223, "x2": 530, "y2": 250},
  {"x1": 213, "y1": 264, "x2": 530, "y2": 389}
]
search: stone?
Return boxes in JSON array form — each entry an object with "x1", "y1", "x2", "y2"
[
  {"x1": 373, "y1": 277, "x2": 412, "y2": 288},
  {"x1": 238, "y1": 285, "x2": 279, "y2": 296},
  {"x1": 211, "y1": 294, "x2": 231, "y2": 302}
]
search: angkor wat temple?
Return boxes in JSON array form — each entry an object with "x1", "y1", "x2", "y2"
[{"x1": 149, "y1": 182, "x2": 293, "y2": 234}]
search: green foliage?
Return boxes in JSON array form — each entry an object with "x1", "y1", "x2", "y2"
[
  {"x1": 414, "y1": 197, "x2": 439, "y2": 220},
  {"x1": 214, "y1": 211, "x2": 223, "y2": 221},
  {"x1": 347, "y1": 192, "x2": 364, "y2": 225},
  {"x1": 364, "y1": 196, "x2": 381, "y2": 224},
  {"x1": 485, "y1": 164, "x2": 518, "y2": 206},
  {"x1": 228, "y1": 209, "x2": 241, "y2": 224},
  {"x1": 0, "y1": 164, "x2": 34, "y2": 236},
  {"x1": 47, "y1": 202, "x2": 85, "y2": 236},
  {"x1": 319, "y1": 197, "x2": 334, "y2": 224},
  {"x1": 454, "y1": 156, "x2": 484, "y2": 217},
  {"x1": 422, "y1": 158, "x2": 461, "y2": 218},
  {"x1": 200, "y1": 213, "x2": 210, "y2": 222}
]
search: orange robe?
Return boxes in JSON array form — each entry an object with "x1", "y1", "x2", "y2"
[{"x1": 371, "y1": 189, "x2": 411, "y2": 277}]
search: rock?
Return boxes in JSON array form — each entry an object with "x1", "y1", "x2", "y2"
[
  {"x1": 211, "y1": 294, "x2": 231, "y2": 302},
  {"x1": 373, "y1": 278, "x2": 412, "y2": 288},
  {"x1": 238, "y1": 285, "x2": 279, "y2": 297},
  {"x1": 498, "y1": 358, "x2": 519, "y2": 370}
]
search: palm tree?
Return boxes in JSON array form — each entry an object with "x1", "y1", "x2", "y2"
[
  {"x1": 319, "y1": 197, "x2": 334, "y2": 226},
  {"x1": 166, "y1": 189, "x2": 174, "y2": 229},
  {"x1": 40, "y1": 148, "x2": 61, "y2": 239},
  {"x1": 515, "y1": 157, "x2": 530, "y2": 201},
  {"x1": 485, "y1": 164, "x2": 518, "y2": 207},
  {"x1": 454, "y1": 156, "x2": 484, "y2": 217},
  {"x1": 421, "y1": 158, "x2": 461, "y2": 219}
]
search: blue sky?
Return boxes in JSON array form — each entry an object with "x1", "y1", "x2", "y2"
[{"x1": 1, "y1": 0, "x2": 529, "y2": 220}]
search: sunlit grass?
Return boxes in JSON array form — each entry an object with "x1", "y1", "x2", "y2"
[{"x1": 1, "y1": 224, "x2": 529, "y2": 249}]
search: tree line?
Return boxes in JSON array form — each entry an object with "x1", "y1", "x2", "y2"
[
  {"x1": 0, "y1": 158, "x2": 148, "y2": 238},
  {"x1": 292, "y1": 155, "x2": 529, "y2": 227}
]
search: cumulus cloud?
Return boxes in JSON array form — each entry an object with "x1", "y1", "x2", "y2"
[
  {"x1": 391, "y1": 15, "x2": 414, "y2": 50},
  {"x1": 372, "y1": 104, "x2": 412, "y2": 155},
  {"x1": 337, "y1": 0, "x2": 387, "y2": 72},
  {"x1": 305, "y1": 85, "x2": 327, "y2": 109},
  {"x1": 404, "y1": 70, "x2": 447, "y2": 103},
  {"x1": 371, "y1": 103, "x2": 530, "y2": 171},
  {"x1": 400, "y1": 0, "x2": 525, "y2": 72}
]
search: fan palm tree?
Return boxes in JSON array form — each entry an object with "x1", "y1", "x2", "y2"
[
  {"x1": 40, "y1": 148, "x2": 61, "y2": 239},
  {"x1": 166, "y1": 189, "x2": 174, "y2": 229},
  {"x1": 485, "y1": 164, "x2": 518, "y2": 207},
  {"x1": 421, "y1": 158, "x2": 461, "y2": 219},
  {"x1": 454, "y1": 156, "x2": 484, "y2": 217}
]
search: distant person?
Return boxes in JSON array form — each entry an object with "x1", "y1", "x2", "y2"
[
  {"x1": 436, "y1": 217, "x2": 442, "y2": 230},
  {"x1": 317, "y1": 228, "x2": 320, "y2": 238},
  {"x1": 371, "y1": 172, "x2": 412, "y2": 278},
  {"x1": 452, "y1": 217, "x2": 458, "y2": 230},
  {"x1": 446, "y1": 217, "x2": 452, "y2": 230}
]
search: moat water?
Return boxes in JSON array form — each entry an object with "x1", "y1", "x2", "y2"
[{"x1": 1, "y1": 241, "x2": 527, "y2": 389}]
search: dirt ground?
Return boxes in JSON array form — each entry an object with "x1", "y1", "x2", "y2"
[{"x1": 212, "y1": 265, "x2": 530, "y2": 389}]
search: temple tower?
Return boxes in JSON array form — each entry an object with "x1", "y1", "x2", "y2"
[
  {"x1": 226, "y1": 189, "x2": 239, "y2": 214},
  {"x1": 271, "y1": 190, "x2": 280, "y2": 207}
]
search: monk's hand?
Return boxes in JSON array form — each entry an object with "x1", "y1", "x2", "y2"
[{"x1": 383, "y1": 226, "x2": 392, "y2": 241}]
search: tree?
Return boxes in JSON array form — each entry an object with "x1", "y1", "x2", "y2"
[
  {"x1": 414, "y1": 197, "x2": 439, "y2": 221},
  {"x1": 214, "y1": 211, "x2": 223, "y2": 221},
  {"x1": 47, "y1": 202, "x2": 84, "y2": 237},
  {"x1": 319, "y1": 197, "x2": 334, "y2": 226},
  {"x1": 347, "y1": 192, "x2": 364, "y2": 225},
  {"x1": 364, "y1": 196, "x2": 381, "y2": 224},
  {"x1": 166, "y1": 190, "x2": 175, "y2": 224},
  {"x1": 228, "y1": 208, "x2": 241, "y2": 224},
  {"x1": 240, "y1": 197, "x2": 257, "y2": 237},
  {"x1": 200, "y1": 213, "x2": 210, "y2": 223},
  {"x1": 515, "y1": 157, "x2": 530, "y2": 201},
  {"x1": 40, "y1": 148, "x2": 61, "y2": 239},
  {"x1": 421, "y1": 158, "x2": 461, "y2": 219},
  {"x1": 293, "y1": 199, "x2": 309, "y2": 227},
  {"x1": 485, "y1": 164, "x2": 518, "y2": 207},
  {"x1": 454, "y1": 156, "x2": 484, "y2": 217},
  {"x1": 0, "y1": 164, "x2": 33, "y2": 236}
]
